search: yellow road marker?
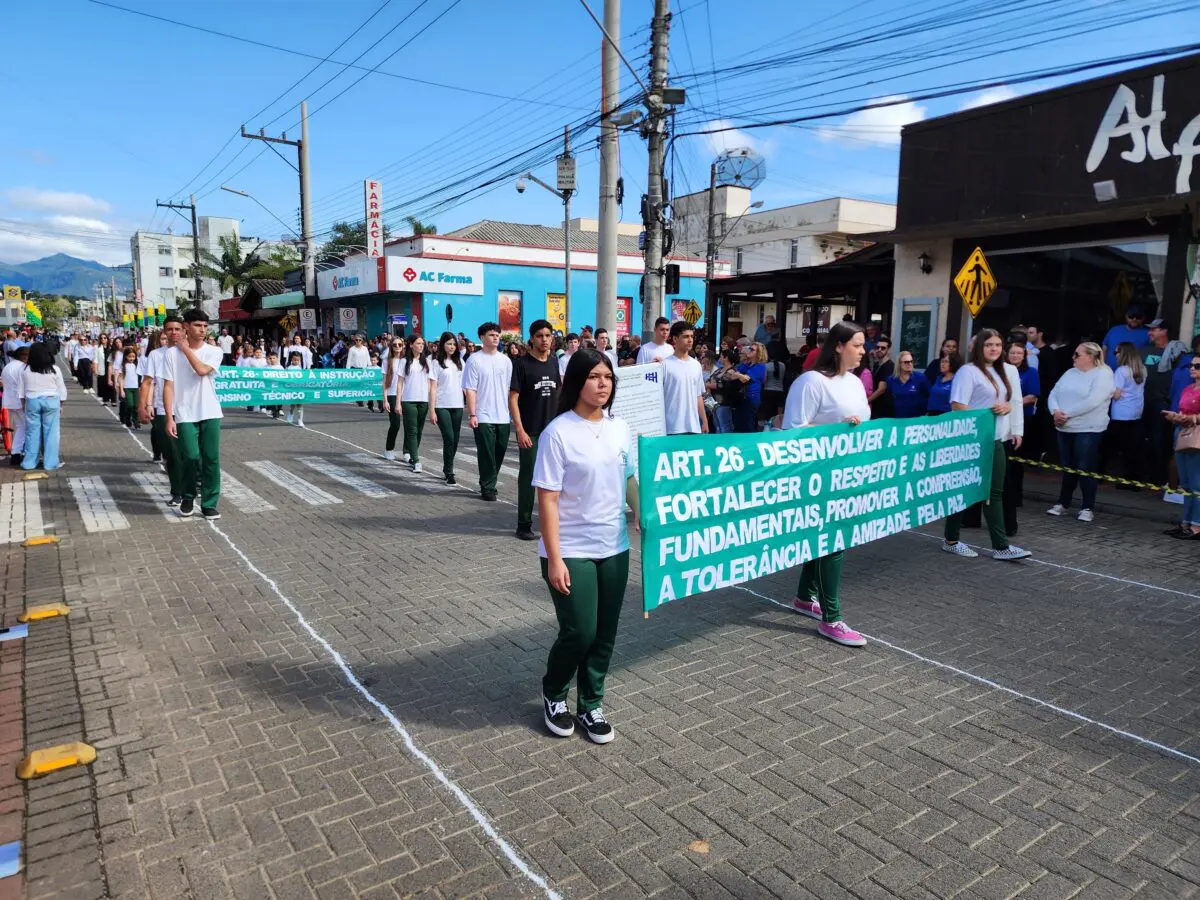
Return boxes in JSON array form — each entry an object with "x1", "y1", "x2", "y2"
[
  {"x1": 17, "y1": 603, "x2": 69, "y2": 623},
  {"x1": 22, "y1": 472, "x2": 48, "y2": 481},
  {"x1": 17, "y1": 742, "x2": 97, "y2": 780},
  {"x1": 22, "y1": 535, "x2": 59, "y2": 547}
]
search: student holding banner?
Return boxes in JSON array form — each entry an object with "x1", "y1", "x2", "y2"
[
  {"x1": 780, "y1": 320, "x2": 870, "y2": 648},
  {"x1": 534, "y1": 348, "x2": 639, "y2": 743}
]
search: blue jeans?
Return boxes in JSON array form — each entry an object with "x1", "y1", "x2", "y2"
[
  {"x1": 1177, "y1": 450, "x2": 1200, "y2": 526},
  {"x1": 1056, "y1": 430, "x2": 1102, "y2": 510},
  {"x1": 22, "y1": 396, "x2": 62, "y2": 470},
  {"x1": 715, "y1": 405, "x2": 735, "y2": 434}
]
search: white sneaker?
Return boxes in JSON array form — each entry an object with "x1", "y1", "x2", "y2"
[
  {"x1": 1077, "y1": 509, "x2": 1094, "y2": 523},
  {"x1": 384, "y1": 450, "x2": 395, "y2": 461},
  {"x1": 412, "y1": 461, "x2": 422, "y2": 473},
  {"x1": 296, "y1": 416, "x2": 304, "y2": 427},
  {"x1": 1164, "y1": 491, "x2": 1185, "y2": 505},
  {"x1": 941, "y1": 541, "x2": 979, "y2": 558},
  {"x1": 993, "y1": 546, "x2": 1032, "y2": 561},
  {"x1": 286, "y1": 414, "x2": 293, "y2": 424},
  {"x1": 401, "y1": 453, "x2": 411, "y2": 464},
  {"x1": 1046, "y1": 504, "x2": 1066, "y2": 516}
]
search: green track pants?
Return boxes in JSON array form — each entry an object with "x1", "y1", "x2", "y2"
[
  {"x1": 175, "y1": 419, "x2": 221, "y2": 509},
  {"x1": 435, "y1": 408, "x2": 462, "y2": 477}
]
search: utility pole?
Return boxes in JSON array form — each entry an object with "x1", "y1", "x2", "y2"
[
  {"x1": 704, "y1": 162, "x2": 717, "y2": 285},
  {"x1": 242, "y1": 100, "x2": 315, "y2": 307},
  {"x1": 640, "y1": 0, "x2": 671, "y2": 340},
  {"x1": 110, "y1": 275, "x2": 117, "y2": 324},
  {"x1": 595, "y1": 0, "x2": 620, "y2": 335},
  {"x1": 156, "y1": 196, "x2": 204, "y2": 311},
  {"x1": 561, "y1": 125, "x2": 574, "y2": 330}
]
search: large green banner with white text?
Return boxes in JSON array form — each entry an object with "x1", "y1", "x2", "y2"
[
  {"x1": 214, "y1": 366, "x2": 382, "y2": 406},
  {"x1": 637, "y1": 410, "x2": 994, "y2": 613}
]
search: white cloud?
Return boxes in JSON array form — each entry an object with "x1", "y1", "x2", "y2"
[
  {"x1": 4, "y1": 186, "x2": 111, "y2": 216},
  {"x1": 959, "y1": 86, "x2": 1019, "y2": 110},
  {"x1": 48, "y1": 215, "x2": 112, "y2": 232},
  {"x1": 703, "y1": 119, "x2": 776, "y2": 159},
  {"x1": 815, "y1": 96, "x2": 927, "y2": 147}
]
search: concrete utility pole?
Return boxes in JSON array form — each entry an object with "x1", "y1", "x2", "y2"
[
  {"x1": 640, "y1": 0, "x2": 671, "y2": 340},
  {"x1": 241, "y1": 99, "x2": 315, "y2": 306},
  {"x1": 704, "y1": 162, "x2": 717, "y2": 285},
  {"x1": 110, "y1": 275, "x2": 117, "y2": 323},
  {"x1": 156, "y1": 195, "x2": 204, "y2": 310},
  {"x1": 561, "y1": 125, "x2": 573, "y2": 327},
  {"x1": 595, "y1": 0, "x2": 620, "y2": 335}
]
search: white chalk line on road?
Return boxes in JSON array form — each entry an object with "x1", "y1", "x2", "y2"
[
  {"x1": 734, "y1": 584, "x2": 1200, "y2": 767},
  {"x1": 92, "y1": 393, "x2": 561, "y2": 899}
]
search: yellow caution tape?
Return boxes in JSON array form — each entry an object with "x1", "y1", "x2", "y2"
[
  {"x1": 17, "y1": 742, "x2": 97, "y2": 780},
  {"x1": 1010, "y1": 456, "x2": 1200, "y2": 498}
]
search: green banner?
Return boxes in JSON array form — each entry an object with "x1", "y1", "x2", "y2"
[
  {"x1": 637, "y1": 409, "x2": 994, "y2": 613},
  {"x1": 214, "y1": 366, "x2": 381, "y2": 407}
]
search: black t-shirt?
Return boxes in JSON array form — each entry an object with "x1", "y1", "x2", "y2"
[{"x1": 510, "y1": 354, "x2": 561, "y2": 437}]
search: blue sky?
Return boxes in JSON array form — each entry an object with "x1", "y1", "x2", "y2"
[{"x1": 2, "y1": 0, "x2": 1197, "y2": 265}]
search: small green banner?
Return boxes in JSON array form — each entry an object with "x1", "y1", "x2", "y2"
[
  {"x1": 214, "y1": 366, "x2": 381, "y2": 407},
  {"x1": 637, "y1": 409, "x2": 994, "y2": 613}
]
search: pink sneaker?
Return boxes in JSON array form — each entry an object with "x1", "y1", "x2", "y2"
[
  {"x1": 792, "y1": 598, "x2": 821, "y2": 620},
  {"x1": 817, "y1": 620, "x2": 867, "y2": 647}
]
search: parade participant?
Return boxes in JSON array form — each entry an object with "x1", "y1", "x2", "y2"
[
  {"x1": 64, "y1": 332, "x2": 80, "y2": 376},
  {"x1": 163, "y1": 309, "x2": 224, "y2": 519},
  {"x1": 928, "y1": 351, "x2": 962, "y2": 414},
  {"x1": 595, "y1": 328, "x2": 618, "y2": 370},
  {"x1": 75, "y1": 335, "x2": 96, "y2": 392},
  {"x1": 1046, "y1": 342, "x2": 1114, "y2": 523},
  {"x1": 18, "y1": 342, "x2": 68, "y2": 472},
  {"x1": 1163, "y1": 358, "x2": 1200, "y2": 538},
  {"x1": 661, "y1": 321, "x2": 708, "y2": 436},
  {"x1": 286, "y1": 334, "x2": 312, "y2": 369},
  {"x1": 779, "y1": 320, "x2": 870, "y2": 647},
  {"x1": 381, "y1": 338, "x2": 406, "y2": 459},
  {"x1": 558, "y1": 332, "x2": 580, "y2": 377},
  {"x1": 108, "y1": 338, "x2": 126, "y2": 408},
  {"x1": 535, "y1": 348, "x2": 638, "y2": 743},
  {"x1": 883, "y1": 350, "x2": 931, "y2": 418},
  {"x1": 941, "y1": 328, "x2": 1032, "y2": 561},
  {"x1": 398, "y1": 335, "x2": 432, "y2": 472},
  {"x1": 137, "y1": 332, "x2": 167, "y2": 461},
  {"x1": 347, "y1": 335, "x2": 376, "y2": 410},
  {"x1": 463, "y1": 322, "x2": 512, "y2": 502},
  {"x1": 2, "y1": 346, "x2": 28, "y2": 466},
  {"x1": 429, "y1": 332, "x2": 464, "y2": 485},
  {"x1": 117, "y1": 347, "x2": 140, "y2": 428},
  {"x1": 283, "y1": 350, "x2": 306, "y2": 427},
  {"x1": 94, "y1": 335, "x2": 110, "y2": 405},
  {"x1": 218, "y1": 329, "x2": 234, "y2": 366},
  {"x1": 509, "y1": 320, "x2": 561, "y2": 540},
  {"x1": 265, "y1": 352, "x2": 284, "y2": 419},
  {"x1": 636, "y1": 317, "x2": 672, "y2": 365}
]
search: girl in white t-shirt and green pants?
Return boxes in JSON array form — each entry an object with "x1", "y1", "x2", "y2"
[{"x1": 534, "y1": 348, "x2": 640, "y2": 744}]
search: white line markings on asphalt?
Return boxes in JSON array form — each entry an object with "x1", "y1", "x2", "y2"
[
  {"x1": 244, "y1": 461, "x2": 342, "y2": 506},
  {"x1": 68, "y1": 476, "x2": 130, "y2": 533},
  {"x1": 343, "y1": 453, "x2": 456, "y2": 493},
  {"x1": 295, "y1": 457, "x2": 395, "y2": 498},
  {"x1": 219, "y1": 470, "x2": 276, "y2": 513},
  {"x1": 0, "y1": 481, "x2": 45, "y2": 544},
  {"x1": 130, "y1": 472, "x2": 183, "y2": 524},
  {"x1": 735, "y1": 584, "x2": 1200, "y2": 767}
]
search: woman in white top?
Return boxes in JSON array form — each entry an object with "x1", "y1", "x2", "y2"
[
  {"x1": 19, "y1": 342, "x2": 68, "y2": 471},
  {"x1": 94, "y1": 335, "x2": 110, "y2": 405},
  {"x1": 74, "y1": 336, "x2": 96, "y2": 393},
  {"x1": 398, "y1": 335, "x2": 432, "y2": 472},
  {"x1": 428, "y1": 332, "x2": 465, "y2": 485},
  {"x1": 380, "y1": 337, "x2": 406, "y2": 458},
  {"x1": 779, "y1": 321, "x2": 870, "y2": 648},
  {"x1": 534, "y1": 348, "x2": 639, "y2": 744},
  {"x1": 1106, "y1": 341, "x2": 1146, "y2": 488},
  {"x1": 942, "y1": 328, "x2": 1032, "y2": 561},
  {"x1": 1046, "y1": 341, "x2": 1115, "y2": 522}
]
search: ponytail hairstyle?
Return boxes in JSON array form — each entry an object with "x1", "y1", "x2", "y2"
[{"x1": 968, "y1": 328, "x2": 1012, "y2": 401}]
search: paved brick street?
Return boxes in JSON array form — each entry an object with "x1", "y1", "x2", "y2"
[{"x1": 3, "y1": 380, "x2": 1199, "y2": 900}]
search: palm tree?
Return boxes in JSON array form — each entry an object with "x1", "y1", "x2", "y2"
[
  {"x1": 197, "y1": 235, "x2": 263, "y2": 297},
  {"x1": 406, "y1": 216, "x2": 437, "y2": 235}
]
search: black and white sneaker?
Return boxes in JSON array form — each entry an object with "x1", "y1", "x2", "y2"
[
  {"x1": 543, "y1": 696, "x2": 574, "y2": 737},
  {"x1": 167, "y1": 494, "x2": 181, "y2": 507},
  {"x1": 178, "y1": 497, "x2": 195, "y2": 518},
  {"x1": 445, "y1": 474, "x2": 456, "y2": 485},
  {"x1": 576, "y1": 708, "x2": 614, "y2": 744},
  {"x1": 201, "y1": 508, "x2": 221, "y2": 520}
]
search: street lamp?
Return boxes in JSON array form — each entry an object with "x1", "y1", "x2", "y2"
[{"x1": 516, "y1": 170, "x2": 573, "y2": 332}]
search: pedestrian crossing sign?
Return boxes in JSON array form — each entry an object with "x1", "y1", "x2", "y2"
[
  {"x1": 682, "y1": 299, "x2": 702, "y2": 325},
  {"x1": 953, "y1": 247, "x2": 997, "y2": 317}
]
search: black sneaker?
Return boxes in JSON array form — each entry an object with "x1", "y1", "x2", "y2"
[
  {"x1": 482, "y1": 490, "x2": 498, "y2": 502},
  {"x1": 515, "y1": 525, "x2": 537, "y2": 541},
  {"x1": 178, "y1": 497, "x2": 195, "y2": 517},
  {"x1": 9, "y1": 453, "x2": 22, "y2": 468},
  {"x1": 167, "y1": 494, "x2": 181, "y2": 507},
  {"x1": 201, "y1": 508, "x2": 221, "y2": 520},
  {"x1": 445, "y1": 474, "x2": 456, "y2": 485},
  {"x1": 543, "y1": 696, "x2": 574, "y2": 737},
  {"x1": 152, "y1": 454, "x2": 162, "y2": 462},
  {"x1": 576, "y1": 708, "x2": 614, "y2": 744}
]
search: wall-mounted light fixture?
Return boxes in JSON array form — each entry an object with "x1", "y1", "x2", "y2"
[{"x1": 918, "y1": 252, "x2": 934, "y2": 275}]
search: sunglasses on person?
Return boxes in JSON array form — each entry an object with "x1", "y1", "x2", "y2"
[{"x1": 1191, "y1": 363, "x2": 1200, "y2": 370}]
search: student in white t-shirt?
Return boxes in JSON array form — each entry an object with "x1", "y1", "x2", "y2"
[
  {"x1": 635, "y1": 317, "x2": 673, "y2": 365},
  {"x1": 462, "y1": 322, "x2": 513, "y2": 501},
  {"x1": 533, "y1": 347, "x2": 640, "y2": 744},
  {"x1": 163, "y1": 309, "x2": 225, "y2": 520},
  {"x1": 380, "y1": 337, "x2": 406, "y2": 456},
  {"x1": 661, "y1": 321, "x2": 708, "y2": 435},
  {"x1": 265, "y1": 352, "x2": 284, "y2": 419},
  {"x1": 557, "y1": 332, "x2": 580, "y2": 377},
  {"x1": 428, "y1": 332, "x2": 465, "y2": 484},
  {"x1": 139, "y1": 320, "x2": 184, "y2": 502},
  {"x1": 398, "y1": 335, "x2": 433, "y2": 473},
  {"x1": 595, "y1": 328, "x2": 618, "y2": 370},
  {"x1": 118, "y1": 347, "x2": 141, "y2": 429},
  {"x1": 778, "y1": 321, "x2": 870, "y2": 648}
]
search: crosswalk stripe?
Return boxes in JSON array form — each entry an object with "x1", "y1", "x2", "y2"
[
  {"x1": 68, "y1": 476, "x2": 130, "y2": 533},
  {"x1": 452, "y1": 444, "x2": 521, "y2": 480},
  {"x1": 343, "y1": 454, "x2": 457, "y2": 492},
  {"x1": 0, "y1": 482, "x2": 45, "y2": 544},
  {"x1": 295, "y1": 457, "x2": 394, "y2": 498},
  {"x1": 219, "y1": 470, "x2": 276, "y2": 513},
  {"x1": 245, "y1": 461, "x2": 342, "y2": 506},
  {"x1": 130, "y1": 472, "x2": 182, "y2": 524}
]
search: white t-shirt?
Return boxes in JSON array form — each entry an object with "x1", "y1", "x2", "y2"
[
  {"x1": 400, "y1": 359, "x2": 433, "y2": 403},
  {"x1": 381, "y1": 357, "x2": 403, "y2": 396},
  {"x1": 533, "y1": 411, "x2": 635, "y2": 560},
  {"x1": 139, "y1": 337, "x2": 149, "y2": 356},
  {"x1": 149, "y1": 347, "x2": 169, "y2": 415},
  {"x1": 661, "y1": 354, "x2": 705, "y2": 434},
  {"x1": 75, "y1": 344, "x2": 95, "y2": 362},
  {"x1": 122, "y1": 361, "x2": 140, "y2": 389},
  {"x1": 1, "y1": 360, "x2": 26, "y2": 410},
  {"x1": 164, "y1": 343, "x2": 225, "y2": 423},
  {"x1": 218, "y1": 335, "x2": 234, "y2": 354},
  {"x1": 462, "y1": 350, "x2": 513, "y2": 424},
  {"x1": 602, "y1": 349, "x2": 618, "y2": 370},
  {"x1": 346, "y1": 345, "x2": 372, "y2": 368},
  {"x1": 1110, "y1": 365, "x2": 1145, "y2": 422},
  {"x1": 949, "y1": 362, "x2": 1024, "y2": 441},
  {"x1": 782, "y1": 370, "x2": 871, "y2": 428},
  {"x1": 19, "y1": 366, "x2": 68, "y2": 400},
  {"x1": 245, "y1": 357, "x2": 267, "y2": 369},
  {"x1": 135, "y1": 353, "x2": 152, "y2": 378},
  {"x1": 432, "y1": 358, "x2": 464, "y2": 409},
  {"x1": 285, "y1": 344, "x2": 312, "y2": 369},
  {"x1": 558, "y1": 352, "x2": 573, "y2": 377},
  {"x1": 636, "y1": 341, "x2": 672, "y2": 365}
]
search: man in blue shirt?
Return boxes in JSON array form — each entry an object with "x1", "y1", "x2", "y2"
[{"x1": 1102, "y1": 307, "x2": 1149, "y2": 369}]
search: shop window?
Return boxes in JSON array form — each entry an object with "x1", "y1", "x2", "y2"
[
  {"x1": 159, "y1": 288, "x2": 173, "y2": 302},
  {"x1": 789, "y1": 239, "x2": 799, "y2": 268},
  {"x1": 158, "y1": 246, "x2": 171, "y2": 256},
  {"x1": 735, "y1": 247, "x2": 743, "y2": 274},
  {"x1": 158, "y1": 267, "x2": 172, "y2": 278},
  {"x1": 729, "y1": 301, "x2": 741, "y2": 319}
]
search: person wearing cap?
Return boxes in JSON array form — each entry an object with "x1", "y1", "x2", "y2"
[
  {"x1": 1102, "y1": 307, "x2": 1149, "y2": 369},
  {"x1": 1140, "y1": 318, "x2": 1191, "y2": 487}
]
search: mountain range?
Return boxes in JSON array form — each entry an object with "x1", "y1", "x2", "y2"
[{"x1": 0, "y1": 253, "x2": 132, "y2": 298}]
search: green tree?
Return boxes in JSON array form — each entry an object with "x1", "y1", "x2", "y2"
[
  {"x1": 197, "y1": 234, "x2": 262, "y2": 296},
  {"x1": 250, "y1": 244, "x2": 302, "y2": 281},
  {"x1": 318, "y1": 220, "x2": 392, "y2": 263},
  {"x1": 405, "y1": 216, "x2": 437, "y2": 235}
]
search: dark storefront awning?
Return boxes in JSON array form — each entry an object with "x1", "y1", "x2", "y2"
[{"x1": 217, "y1": 297, "x2": 249, "y2": 322}]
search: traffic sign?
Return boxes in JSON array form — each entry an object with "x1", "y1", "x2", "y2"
[
  {"x1": 299, "y1": 308, "x2": 316, "y2": 330},
  {"x1": 954, "y1": 247, "x2": 997, "y2": 316},
  {"x1": 682, "y1": 299, "x2": 702, "y2": 325}
]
